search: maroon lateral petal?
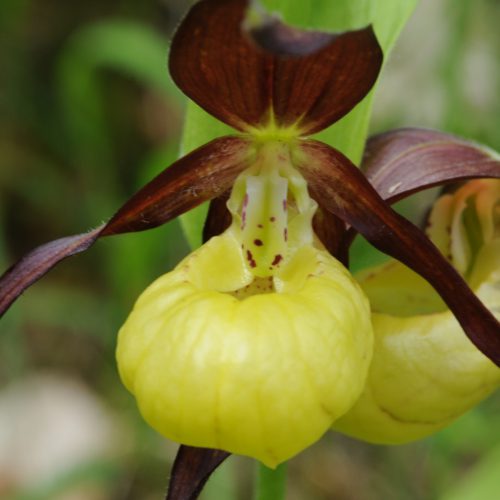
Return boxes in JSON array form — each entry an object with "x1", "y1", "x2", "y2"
[
  {"x1": 103, "y1": 136, "x2": 251, "y2": 235},
  {"x1": 166, "y1": 445, "x2": 230, "y2": 500},
  {"x1": 296, "y1": 139, "x2": 500, "y2": 365},
  {"x1": 362, "y1": 128, "x2": 500, "y2": 203},
  {"x1": 169, "y1": 0, "x2": 382, "y2": 134},
  {"x1": 0, "y1": 136, "x2": 251, "y2": 317},
  {"x1": 0, "y1": 228, "x2": 104, "y2": 317},
  {"x1": 202, "y1": 193, "x2": 232, "y2": 243},
  {"x1": 312, "y1": 207, "x2": 348, "y2": 264}
]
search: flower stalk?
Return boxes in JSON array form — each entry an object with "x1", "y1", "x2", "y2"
[{"x1": 255, "y1": 462, "x2": 288, "y2": 500}]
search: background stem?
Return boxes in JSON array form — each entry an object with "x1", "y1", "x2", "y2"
[{"x1": 255, "y1": 462, "x2": 288, "y2": 500}]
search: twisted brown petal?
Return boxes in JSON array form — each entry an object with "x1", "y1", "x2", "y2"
[
  {"x1": 312, "y1": 208, "x2": 348, "y2": 264},
  {"x1": 165, "y1": 445, "x2": 230, "y2": 500},
  {"x1": 169, "y1": 0, "x2": 382, "y2": 134},
  {"x1": 296, "y1": 139, "x2": 500, "y2": 365},
  {"x1": 0, "y1": 228, "x2": 105, "y2": 318},
  {"x1": 0, "y1": 136, "x2": 251, "y2": 317},
  {"x1": 362, "y1": 128, "x2": 500, "y2": 203},
  {"x1": 103, "y1": 136, "x2": 252, "y2": 234}
]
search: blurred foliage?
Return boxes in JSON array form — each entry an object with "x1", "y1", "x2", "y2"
[{"x1": 0, "y1": 0, "x2": 499, "y2": 499}]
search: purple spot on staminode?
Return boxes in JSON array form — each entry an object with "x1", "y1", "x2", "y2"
[
  {"x1": 257, "y1": 224, "x2": 263, "y2": 229},
  {"x1": 243, "y1": 193, "x2": 249, "y2": 208},
  {"x1": 283, "y1": 199, "x2": 287, "y2": 211},
  {"x1": 271, "y1": 254, "x2": 283, "y2": 266},
  {"x1": 284, "y1": 228, "x2": 288, "y2": 242},
  {"x1": 270, "y1": 216, "x2": 276, "y2": 222},
  {"x1": 254, "y1": 239, "x2": 263, "y2": 246},
  {"x1": 241, "y1": 208, "x2": 247, "y2": 227},
  {"x1": 246, "y1": 249, "x2": 257, "y2": 268}
]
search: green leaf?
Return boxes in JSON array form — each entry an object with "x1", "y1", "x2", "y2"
[
  {"x1": 55, "y1": 20, "x2": 188, "y2": 295},
  {"x1": 57, "y1": 20, "x2": 183, "y2": 172},
  {"x1": 179, "y1": 0, "x2": 418, "y2": 248},
  {"x1": 254, "y1": 463, "x2": 288, "y2": 500},
  {"x1": 58, "y1": 19, "x2": 181, "y2": 102}
]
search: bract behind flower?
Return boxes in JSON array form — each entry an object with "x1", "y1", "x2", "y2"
[{"x1": 117, "y1": 229, "x2": 373, "y2": 467}]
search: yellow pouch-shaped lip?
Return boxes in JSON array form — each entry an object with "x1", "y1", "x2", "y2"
[
  {"x1": 334, "y1": 240, "x2": 500, "y2": 444},
  {"x1": 117, "y1": 230, "x2": 373, "y2": 467}
]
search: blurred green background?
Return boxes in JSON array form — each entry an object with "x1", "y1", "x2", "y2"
[{"x1": 0, "y1": 0, "x2": 499, "y2": 499}]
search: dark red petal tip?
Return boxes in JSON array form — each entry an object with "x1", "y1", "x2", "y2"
[
  {"x1": 0, "y1": 227, "x2": 104, "y2": 317},
  {"x1": 166, "y1": 445, "x2": 230, "y2": 500},
  {"x1": 296, "y1": 140, "x2": 500, "y2": 366},
  {"x1": 170, "y1": 0, "x2": 382, "y2": 134},
  {"x1": 362, "y1": 128, "x2": 500, "y2": 203},
  {"x1": 0, "y1": 136, "x2": 251, "y2": 317}
]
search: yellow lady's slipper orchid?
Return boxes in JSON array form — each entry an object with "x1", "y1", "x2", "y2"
[
  {"x1": 334, "y1": 179, "x2": 500, "y2": 444},
  {"x1": 2, "y1": 2, "x2": 500, "y2": 491},
  {"x1": 117, "y1": 142, "x2": 373, "y2": 467}
]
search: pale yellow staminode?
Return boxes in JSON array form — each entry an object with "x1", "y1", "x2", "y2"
[
  {"x1": 334, "y1": 179, "x2": 500, "y2": 444},
  {"x1": 116, "y1": 140, "x2": 373, "y2": 467}
]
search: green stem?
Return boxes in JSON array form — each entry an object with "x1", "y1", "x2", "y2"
[{"x1": 255, "y1": 462, "x2": 288, "y2": 500}]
